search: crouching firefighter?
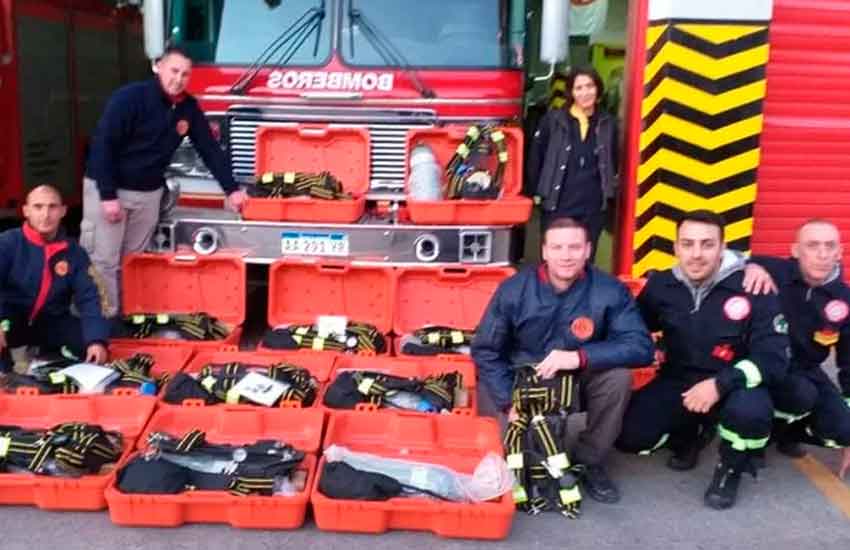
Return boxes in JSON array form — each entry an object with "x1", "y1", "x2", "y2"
[
  {"x1": 748, "y1": 219, "x2": 850, "y2": 477},
  {"x1": 0, "y1": 185, "x2": 110, "y2": 371},
  {"x1": 616, "y1": 210, "x2": 789, "y2": 510},
  {"x1": 471, "y1": 217, "x2": 654, "y2": 514}
]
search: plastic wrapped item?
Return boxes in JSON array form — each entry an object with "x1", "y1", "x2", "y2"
[
  {"x1": 408, "y1": 143, "x2": 443, "y2": 200},
  {"x1": 324, "y1": 445, "x2": 512, "y2": 503},
  {"x1": 384, "y1": 390, "x2": 436, "y2": 413}
]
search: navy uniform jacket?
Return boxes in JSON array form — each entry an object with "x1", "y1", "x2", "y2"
[
  {"x1": 472, "y1": 264, "x2": 654, "y2": 410},
  {"x1": 751, "y1": 256, "x2": 850, "y2": 397},
  {"x1": 0, "y1": 224, "x2": 110, "y2": 347},
  {"x1": 86, "y1": 78, "x2": 237, "y2": 201},
  {"x1": 637, "y1": 268, "x2": 789, "y2": 397}
]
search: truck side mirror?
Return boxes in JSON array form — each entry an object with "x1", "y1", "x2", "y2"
[
  {"x1": 143, "y1": 0, "x2": 166, "y2": 60},
  {"x1": 536, "y1": 0, "x2": 569, "y2": 81}
]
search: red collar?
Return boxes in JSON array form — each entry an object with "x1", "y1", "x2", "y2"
[{"x1": 22, "y1": 222, "x2": 62, "y2": 248}]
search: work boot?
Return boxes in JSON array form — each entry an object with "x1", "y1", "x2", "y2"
[
  {"x1": 579, "y1": 464, "x2": 620, "y2": 504},
  {"x1": 704, "y1": 458, "x2": 756, "y2": 510},
  {"x1": 667, "y1": 423, "x2": 716, "y2": 471}
]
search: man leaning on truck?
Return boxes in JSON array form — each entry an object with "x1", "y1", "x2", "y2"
[{"x1": 81, "y1": 46, "x2": 246, "y2": 318}]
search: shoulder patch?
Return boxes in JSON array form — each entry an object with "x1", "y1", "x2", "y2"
[
  {"x1": 824, "y1": 299, "x2": 849, "y2": 324},
  {"x1": 723, "y1": 296, "x2": 751, "y2": 321}
]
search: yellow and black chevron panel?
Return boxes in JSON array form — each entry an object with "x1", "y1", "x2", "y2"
[{"x1": 632, "y1": 5, "x2": 773, "y2": 277}]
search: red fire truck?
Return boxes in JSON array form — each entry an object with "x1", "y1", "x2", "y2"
[{"x1": 0, "y1": 0, "x2": 148, "y2": 219}]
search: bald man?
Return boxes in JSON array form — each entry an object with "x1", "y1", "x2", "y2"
[
  {"x1": 750, "y1": 219, "x2": 850, "y2": 477},
  {"x1": 0, "y1": 185, "x2": 109, "y2": 371}
]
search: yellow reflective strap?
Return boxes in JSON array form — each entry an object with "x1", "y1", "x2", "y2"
[
  {"x1": 734, "y1": 359, "x2": 762, "y2": 388},
  {"x1": 559, "y1": 486, "x2": 581, "y2": 505},
  {"x1": 456, "y1": 143, "x2": 470, "y2": 158},
  {"x1": 201, "y1": 376, "x2": 217, "y2": 392},
  {"x1": 466, "y1": 126, "x2": 481, "y2": 140},
  {"x1": 261, "y1": 172, "x2": 274, "y2": 184},
  {"x1": 284, "y1": 172, "x2": 296, "y2": 184},
  {"x1": 506, "y1": 452, "x2": 524, "y2": 470},
  {"x1": 548, "y1": 452, "x2": 570, "y2": 471},
  {"x1": 491, "y1": 130, "x2": 505, "y2": 142},
  {"x1": 450, "y1": 331, "x2": 465, "y2": 344},
  {"x1": 718, "y1": 424, "x2": 768, "y2": 451},
  {"x1": 498, "y1": 151, "x2": 509, "y2": 163},
  {"x1": 49, "y1": 372, "x2": 67, "y2": 384},
  {"x1": 156, "y1": 314, "x2": 170, "y2": 324},
  {"x1": 225, "y1": 387, "x2": 241, "y2": 404},
  {"x1": 0, "y1": 436, "x2": 10, "y2": 458},
  {"x1": 311, "y1": 337, "x2": 325, "y2": 350},
  {"x1": 357, "y1": 377, "x2": 375, "y2": 395},
  {"x1": 426, "y1": 332, "x2": 441, "y2": 345},
  {"x1": 132, "y1": 314, "x2": 146, "y2": 324},
  {"x1": 512, "y1": 485, "x2": 528, "y2": 504}
]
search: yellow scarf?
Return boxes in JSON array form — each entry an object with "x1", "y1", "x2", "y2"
[{"x1": 569, "y1": 104, "x2": 590, "y2": 141}]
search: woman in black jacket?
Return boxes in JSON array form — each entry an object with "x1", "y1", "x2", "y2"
[{"x1": 528, "y1": 66, "x2": 619, "y2": 262}]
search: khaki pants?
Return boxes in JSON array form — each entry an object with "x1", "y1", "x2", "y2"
[{"x1": 80, "y1": 177, "x2": 163, "y2": 317}]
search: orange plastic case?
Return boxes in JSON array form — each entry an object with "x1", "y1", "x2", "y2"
[
  {"x1": 617, "y1": 276, "x2": 659, "y2": 389},
  {"x1": 311, "y1": 412, "x2": 514, "y2": 539},
  {"x1": 261, "y1": 260, "x2": 394, "y2": 355},
  {"x1": 0, "y1": 394, "x2": 156, "y2": 510},
  {"x1": 114, "y1": 253, "x2": 246, "y2": 351},
  {"x1": 242, "y1": 125, "x2": 370, "y2": 223},
  {"x1": 393, "y1": 265, "x2": 514, "y2": 358},
  {"x1": 405, "y1": 126, "x2": 532, "y2": 225},
  {"x1": 163, "y1": 349, "x2": 336, "y2": 408},
  {"x1": 322, "y1": 354, "x2": 477, "y2": 415},
  {"x1": 105, "y1": 405, "x2": 325, "y2": 529}
]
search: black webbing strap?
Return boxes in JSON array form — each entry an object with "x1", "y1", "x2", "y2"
[
  {"x1": 413, "y1": 326, "x2": 475, "y2": 351},
  {"x1": 0, "y1": 423, "x2": 123, "y2": 476},
  {"x1": 123, "y1": 313, "x2": 229, "y2": 341},
  {"x1": 196, "y1": 361, "x2": 319, "y2": 406},
  {"x1": 251, "y1": 171, "x2": 352, "y2": 200},
  {"x1": 445, "y1": 125, "x2": 508, "y2": 200},
  {"x1": 286, "y1": 322, "x2": 386, "y2": 354},
  {"x1": 504, "y1": 367, "x2": 582, "y2": 518}
]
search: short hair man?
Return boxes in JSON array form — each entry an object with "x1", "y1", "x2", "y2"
[
  {"x1": 749, "y1": 219, "x2": 850, "y2": 478},
  {"x1": 472, "y1": 217, "x2": 654, "y2": 507},
  {"x1": 616, "y1": 210, "x2": 789, "y2": 510},
  {"x1": 0, "y1": 185, "x2": 110, "y2": 369},
  {"x1": 82, "y1": 46, "x2": 246, "y2": 317}
]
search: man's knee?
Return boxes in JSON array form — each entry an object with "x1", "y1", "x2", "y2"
[
  {"x1": 615, "y1": 415, "x2": 665, "y2": 454},
  {"x1": 721, "y1": 389, "x2": 773, "y2": 436},
  {"x1": 585, "y1": 367, "x2": 632, "y2": 402},
  {"x1": 774, "y1": 374, "x2": 819, "y2": 414}
]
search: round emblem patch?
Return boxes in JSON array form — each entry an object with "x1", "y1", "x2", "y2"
[
  {"x1": 570, "y1": 317, "x2": 595, "y2": 340},
  {"x1": 723, "y1": 296, "x2": 751, "y2": 321},
  {"x1": 773, "y1": 314, "x2": 789, "y2": 334},
  {"x1": 54, "y1": 260, "x2": 69, "y2": 277},
  {"x1": 176, "y1": 119, "x2": 189, "y2": 136},
  {"x1": 824, "y1": 299, "x2": 849, "y2": 323}
]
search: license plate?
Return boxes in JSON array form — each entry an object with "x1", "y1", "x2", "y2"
[{"x1": 281, "y1": 231, "x2": 349, "y2": 257}]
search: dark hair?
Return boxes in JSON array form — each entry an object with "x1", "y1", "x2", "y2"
[
  {"x1": 676, "y1": 210, "x2": 726, "y2": 240},
  {"x1": 543, "y1": 216, "x2": 589, "y2": 243},
  {"x1": 158, "y1": 45, "x2": 193, "y2": 63},
  {"x1": 563, "y1": 66, "x2": 605, "y2": 109}
]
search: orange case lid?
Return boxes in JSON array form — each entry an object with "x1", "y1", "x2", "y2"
[
  {"x1": 394, "y1": 265, "x2": 515, "y2": 334},
  {"x1": 255, "y1": 125, "x2": 371, "y2": 197},
  {"x1": 268, "y1": 259, "x2": 394, "y2": 333},
  {"x1": 121, "y1": 253, "x2": 246, "y2": 325}
]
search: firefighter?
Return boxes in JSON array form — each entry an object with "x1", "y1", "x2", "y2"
[
  {"x1": 82, "y1": 46, "x2": 246, "y2": 318},
  {"x1": 472, "y1": 216, "x2": 654, "y2": 504},
  {"x1": 0, "y1": 185, "x2": 110, "y2": 371},
  {"x1": 748, "y1": 219, "x2": 850, "y2": 477},
  {"x1": 528, "y1": 66, "x2": 618, "y2": 262},
  {"x1": 616, "y1": 210, "x2": 789, "y2": 510}
]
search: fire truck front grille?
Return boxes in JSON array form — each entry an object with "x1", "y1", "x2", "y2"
[{"x1": 227, "y1": 107, "x2": 436, "y2": 193}]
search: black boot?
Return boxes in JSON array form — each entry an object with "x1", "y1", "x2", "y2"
[
  {"x1": 773, "y1": 420, "x2": 807, "y2": 458},
  {"x1": 579, "y1": 463, "x2": 621, "y2": 504},
  {"x1": 667, "y1": 423, "x2": 716, "y2": 471},
  {"x1": 704, "y1": 461, "x2": 743, "y2": 510}
]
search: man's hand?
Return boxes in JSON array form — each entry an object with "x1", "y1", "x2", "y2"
[
  {"x1": 85, "y1": 343, "x2": 108, "y2": 364},
  {"x1": 840, "y1": 448, "x2": 850, "y2": 479},
  {"x1": 101, "y1": 199, "x2": 125, "y2": 224},
  {"x1": 226, "y1": 190, "x2": 246, "y2": 212},
  {"x1": 507, "y1": 406, "x2": 519, "y2": 423},
  {"x1": 682, "y1": 378, "x2": 720, "y2": 413},
  {"x1": 535, "y1": 350, "x2": 581, "y2": 379},
  {"x1": 743, "y1": 263, "x2": 777, "y2": 295}
]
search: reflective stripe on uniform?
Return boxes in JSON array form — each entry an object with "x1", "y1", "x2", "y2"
[
  {"x1": 734, "y1": 359, "x2": 762, "y2": 389},
  {"x1": 718, "y1": 424, "x2": 769, "y2": 451},
  {"x1": 773, "y1": 409, "x2": 810, "y2": 424},
  {"x1": 638, "y1": 433, "x2": 670, "y2": 455}
]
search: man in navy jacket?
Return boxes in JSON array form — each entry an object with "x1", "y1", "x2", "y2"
[
  {"x1": 472, "y1": 216, "x2": 654, "y2": 504},
  {"x1": 0, "y1": 185, "x2": 110, "y2": 371},
  {"x1": 82, "y1": 46, "x2": 245, "y2": 317}
]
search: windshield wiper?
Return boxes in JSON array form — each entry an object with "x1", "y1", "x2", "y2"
[
  {"x1": 348, "y1": 0, "x2": 435, "y2": 99},
  {"x1": 229, "y1": 0, "x2": 326, "y2": 95}
]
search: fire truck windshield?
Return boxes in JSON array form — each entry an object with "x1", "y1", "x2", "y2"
[
  {"x1": 341, "y1": 0, "x2": 520, "y2": 69},
  {"x1": 167, "y1": 0, "x2": 523, "y2": 70}
]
